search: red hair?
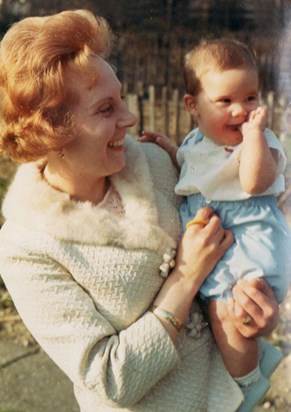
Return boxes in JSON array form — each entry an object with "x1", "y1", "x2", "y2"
[{"x1": 0, "y1": 9, "x2": 113, "y2": 162}]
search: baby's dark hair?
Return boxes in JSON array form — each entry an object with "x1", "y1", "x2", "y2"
[{"x1": 184, "y1": 38, "x2": 258, "y2": 96}]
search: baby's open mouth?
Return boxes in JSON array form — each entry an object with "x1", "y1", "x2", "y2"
[{"x1": 227, "y1": 125, "x2": 241, "y2": 131}]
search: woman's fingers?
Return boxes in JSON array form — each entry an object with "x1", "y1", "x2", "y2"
[
  {"x1": 186, "y1": 208, "x2": 234, "y2": 256},
  {"x1": 185, "y1": 208, "x2": 234, "y2": 279},
  {"x1": 248, "y1": 277, "x2": 277, "y2": 301},
  {"x1": 230, "y1": 278, "x2": 279, "y2": 338},
  {"x1": 227, "y1": 298, "x2": 257, "y2": 337},
  {"x1": 219, "y1": 229, "x2": 234, "y2": 251},
  {"x1": 234, "y1": 279, "x2": 277, "y2": 321},
  {"x1": 177, "y1": 207, "x2": 231, "y2": 284},
  {"x1": 185, "y1": 207, "x2": 213, "y2": 232},
  {"x1": 187, "y1": 210, "x2": 225, "y2": 248}
]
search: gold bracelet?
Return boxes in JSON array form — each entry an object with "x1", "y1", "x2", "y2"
[{"x1": 149, "y1": 305, "x2": 183, "y2": 332}]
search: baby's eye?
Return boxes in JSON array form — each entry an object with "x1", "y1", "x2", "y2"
[
  {"x1": 246, "y1": 95, "x2": 257, "y2": 102},
  {"x1": 217, "y1": 98, "x2": 231, "y2": 105}
]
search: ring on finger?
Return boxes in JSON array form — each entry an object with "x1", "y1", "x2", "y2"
[
  {"x1": 242, "y1": 315, "x2": 252, "y2": 325},
  {"x1": 186, "y1": 218, "x2": 208, "y2": 230}
]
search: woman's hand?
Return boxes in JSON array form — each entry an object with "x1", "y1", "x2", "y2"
[
  {"x1": 153, "y1": 207, "x2": 234, "y2": 341},
  {"x1": 227, "y1": 278, "x2": 279, "y2": 338},
  {"x1": 155, "y1": 206, "x2": 233, "y2": 304},
  {"x1": 175, "y1": 207, "x2": 234, "y2": 290}
]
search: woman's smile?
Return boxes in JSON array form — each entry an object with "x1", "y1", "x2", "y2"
[{"x1": 108, "y1": 138, "x2": 125, "y2": 149}]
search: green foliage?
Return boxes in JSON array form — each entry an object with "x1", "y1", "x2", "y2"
[
  {"x1": 0, "y1": 176, "x2": 8, "y2": 195},
  {"x1": 0, "y1": 181, "x2": 7, "y2": 227},
  {"x1": 0, "y1": 177, "x2": 9, "y2": 227},
  {"x1": 0, "y1": 285, "x2": 13, "y2": 310},
  {"x1": 0, "y1": 409, "x2": 22, "y2": 412},
  {"x1": 0, "y1": 157, "x2": 16, "y2": 227}
]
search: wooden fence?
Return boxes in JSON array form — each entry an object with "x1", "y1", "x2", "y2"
[
  {"x1": 124, "y1": 83, "x2": 289, "y2": 145},
  {"x1": 124, "y1": 83, "x2": 193, "y2": 144}
]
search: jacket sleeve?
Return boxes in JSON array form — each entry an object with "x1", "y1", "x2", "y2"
[
  {"x1": 0, "y1": 234, "x2": 180, "y2": 408},
  {"x1": 141, "y1": 142, "x2": 181, "y2": 209}
]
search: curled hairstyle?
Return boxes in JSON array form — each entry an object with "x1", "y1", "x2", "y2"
[
  {"x1": 184, "y1": 38, "x2": 258, "y2": 97},
  {"x1": 0, "y1": 9, "x2": 114, "y2": 162}
]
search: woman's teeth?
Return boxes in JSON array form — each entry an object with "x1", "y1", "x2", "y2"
[{"x1": 108, "y1": 139, "x2": 123, "y2": 148}]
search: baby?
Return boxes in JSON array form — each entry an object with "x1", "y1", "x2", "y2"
[{"x1": 141, "y1": 38, "x2": 291, "y2": 411}]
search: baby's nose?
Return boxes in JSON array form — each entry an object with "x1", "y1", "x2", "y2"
[{"x1": 232, "y1": 103, "x2": 248, "y2": 117}]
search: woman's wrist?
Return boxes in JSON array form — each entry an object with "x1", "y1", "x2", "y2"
[
  {"x1": 149, "y1": 305, "x2": 183, "y2": 332},
  {"x1": 153, "y1": 268, "x2": 201, "y2": 323}
]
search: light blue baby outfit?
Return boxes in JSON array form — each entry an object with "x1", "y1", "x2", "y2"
[{"x1": 176, "y1": 128, "x2": 291, "y2": 303}]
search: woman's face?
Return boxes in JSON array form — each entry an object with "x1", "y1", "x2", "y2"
[{"x1": 62, "y1": 56, "x2": 137, "y2": 179}]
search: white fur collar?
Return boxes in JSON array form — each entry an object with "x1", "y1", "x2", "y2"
[{"x1": 2, "y1": 136, "x2": 176, "y2": 253}]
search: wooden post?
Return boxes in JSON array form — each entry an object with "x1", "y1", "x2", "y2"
[
  {"x1": 148, "y1": 85, "x2": 155, "y2": 131},
  {"x1": 137, "y1": 82, "x2": 144, "y2": 135},
  {"x1": 122, "y1": 82, "x2": 128, "y2": 96},
  {"x1": 172, "y1": 88, "x2": 180, "y2": 144},
  {"x1": 267, "y1": 91, "x2": 275, "y2": 129},
  {"x1": 162, "y1": 86, "x2": 169, "y2": 136},
  {"x1": 126, "y1": 93, "x2": 139, "y2": 137}
]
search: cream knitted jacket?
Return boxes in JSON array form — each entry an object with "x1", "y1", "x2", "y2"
[{"x1": 0, "y1": 137, "x2": 243, "y2": 412}]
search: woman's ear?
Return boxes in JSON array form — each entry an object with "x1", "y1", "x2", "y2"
[{"x1": 184, "y1": 94, "x2": 198, "y2": 116}]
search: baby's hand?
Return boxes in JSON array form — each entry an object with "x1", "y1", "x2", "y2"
[
  {"x1": 241, "y1": 106, "x2": 268, "y2": 136},
  {"x1": 138, "y1": 131, "x2": 171, "y2": 146},
  {"x1": 138, "y1": 131, "x2": 179, "y2": 169}
]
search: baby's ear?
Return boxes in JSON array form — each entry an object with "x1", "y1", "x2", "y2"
[{"x1": 184, "y1": 94, "x2": 198, "y2": 116}]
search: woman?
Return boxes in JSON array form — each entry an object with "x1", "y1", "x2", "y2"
[{"x1": 0, "y1": 10, "x2": 280, "y2": 412}]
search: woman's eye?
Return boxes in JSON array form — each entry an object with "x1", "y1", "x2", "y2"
[
  {"x1": 98, "y1": 104, "x2": 113, "y2": 114},
  {"x1": 247, "y1": 95, "x2": 257, "y2": 102}
]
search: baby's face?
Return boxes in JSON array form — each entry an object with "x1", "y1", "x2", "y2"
[{"x1": 193, "y1": 68, "x2": 259, "y2": 146}]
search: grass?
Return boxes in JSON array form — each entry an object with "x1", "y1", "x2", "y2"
[
  {"x1": 0, "y1": 176, "x2": 8, "y2": 198},
  {"x1": 0, "y1": 177, "x2": 8, "y2": 223},
  {"x1": 0, "y1": 284, "x2": 13, "y2": 310},
  {"x1": 0, "y1": 156, "x2": 16, "y2": 227},
  {"x1": 0, "y1": 157, "x2": 17, "y2": 311},
  {"x1": 0, "y1": 409, "x2": 22, "y2": 412}
]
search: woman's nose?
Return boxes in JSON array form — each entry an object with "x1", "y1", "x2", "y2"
[{"x1": 118, "y1": 108, "x2": 137, "y2": 128}]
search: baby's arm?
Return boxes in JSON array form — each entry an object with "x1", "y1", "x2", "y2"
[
  {"x1": 239, "y1": 107, "x2": 277, "y2": 194},
  {"x1": 139, "y1": 131, "x2": 180, "y2": 170}
]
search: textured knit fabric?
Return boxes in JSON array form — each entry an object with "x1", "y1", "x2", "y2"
[{"x1": 0, "y1": 136, "x2": 243, "y2": 411}]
